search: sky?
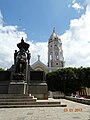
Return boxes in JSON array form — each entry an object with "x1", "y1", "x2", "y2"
[{"x1": 0, "y1": 0, "x2": 90, "y2": 69}]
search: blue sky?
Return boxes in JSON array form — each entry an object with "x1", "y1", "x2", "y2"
[
  {"x1": 0, "y1": 0, "x2": 90, "y2": 68},
  {"x1": 0, "y1": 0, "x2": 85, "y2": 41}
]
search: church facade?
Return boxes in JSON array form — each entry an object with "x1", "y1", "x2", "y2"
[{"x1": 31, "y1": 28, "x2": 65, "y2": 74}]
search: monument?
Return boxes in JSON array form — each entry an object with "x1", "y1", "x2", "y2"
[
  {"x1": 7, "y1": 38, "x2": 48, "y2": 99},
  {"x1": 0, "y1": 38, "x2": 48, "y2": 99},
  {"x1": 8, "y1": 38, "x2": 31, "y2": 94},
  {"x1": 0, "y1": 38, "x2": 67, "y2": 107}
]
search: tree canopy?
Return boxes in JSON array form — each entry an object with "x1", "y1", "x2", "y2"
[
  {"x1": 46, "y1": 67, "x2": 90, "y2": 95},
  {"x1": 0, "y1": 68, "x2": 5, "y2": 71}
]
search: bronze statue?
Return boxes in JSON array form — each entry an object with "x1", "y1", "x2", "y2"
[{"x1": 13, "y1": 38, "x2": 30, "y2": 81}]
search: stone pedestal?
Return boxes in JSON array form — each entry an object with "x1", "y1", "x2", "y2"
[
  {"x1": 8, "y1": 81, "x2": 27, "y2": 94},
  {"x1": 29, "y1": 82, "x2": 48, "y2": 99}
]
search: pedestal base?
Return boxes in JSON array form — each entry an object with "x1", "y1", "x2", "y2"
[
  {"x1": 8, "y1": 81, "x2": 27, "y2": 94},
  {"x1": 29, "y1": 82, "x2": 48, "y2": 99}
]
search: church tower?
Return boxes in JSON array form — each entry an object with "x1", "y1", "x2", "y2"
[{"x1": 48, "y1": 28, "x2": 65, "y2": 71}]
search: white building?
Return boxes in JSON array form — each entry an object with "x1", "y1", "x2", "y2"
[{"x1": 31, "y1": 28, "x2": 65, "y2": 73}]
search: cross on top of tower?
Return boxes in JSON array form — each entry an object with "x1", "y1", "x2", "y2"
[
  {"x1": 38, "y1": 55, "x2": 40, "y2": 61},
  {"x1": 53, "y1": 27, "x2": 55, "y2": 33}
]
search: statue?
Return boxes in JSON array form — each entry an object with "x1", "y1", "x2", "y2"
[
  {"x1": 13, "y1": 38, "x2": 30, "y2": 81},
  {"x1": 15, "y1": 49, "x2": 26, "y2": 73}
]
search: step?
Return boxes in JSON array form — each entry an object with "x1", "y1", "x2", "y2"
[
  {"x1": 0, "y1": 95, "x2": 67, "y2": 108},
  {"x1": 0, "y1": 98, "x2": 36, "y2": 102},
  {"x1": 0, "y1": 104, "x2": 67, "y2": 108},
  {"x1": 36, "y1": 101, "x2": 61, "y2": 104},
  {"x1": 0, "y1": 101, "x2": 61, "y2": 104},
  {"x1": 0, "y1": 99, "x2": 63, "y2": 105},
  {"x1": 0, "y1": 101, "x2": 37, "y2": 105},
  {"x1": 0, "y1": 94, "x2": 34, "y2": 99}
]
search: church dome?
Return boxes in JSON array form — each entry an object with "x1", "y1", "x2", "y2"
[{"x1": 48, "y1": 28, "x2": 58, "y2": 43}]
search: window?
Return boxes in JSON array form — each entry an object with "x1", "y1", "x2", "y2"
[
  {"x1": 56, "y1": 56, "x2": 59, "y2": 59},
  {"x1": 56, "y1": 63, "x2": 58, "y2": 65}
]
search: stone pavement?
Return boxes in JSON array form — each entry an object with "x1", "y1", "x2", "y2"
[{"x1": 0, "y1": 99, "x2": 90, "y2": 120}]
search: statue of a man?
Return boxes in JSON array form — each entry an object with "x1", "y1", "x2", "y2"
[{"x1": 14, "y1": 38, "x2": 30, "y2": 75}]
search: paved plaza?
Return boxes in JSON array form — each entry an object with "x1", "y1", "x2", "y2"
[{"x1": 0, "y1": 99, "x2": 90, "y2": 120}]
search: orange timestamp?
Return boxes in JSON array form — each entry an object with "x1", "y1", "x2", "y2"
[{"x1": 64, "y1": 108, "x2": 82, "y2": 112}]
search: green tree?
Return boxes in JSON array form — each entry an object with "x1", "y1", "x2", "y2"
[
  {"x1": 0, "y1": 68, "x2": 5, "y2": 71},
  {"x1": 46, "y1": 67, "x2": 90, "y2": 95}
]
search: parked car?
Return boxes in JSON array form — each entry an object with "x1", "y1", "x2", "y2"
[{"x1": 75, "y1": 95, "x2": 85, "y2": 99}]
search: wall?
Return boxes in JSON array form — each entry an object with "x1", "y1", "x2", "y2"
[{"x1": 0, "y1": 71, "x2": 11, "y2": 94}]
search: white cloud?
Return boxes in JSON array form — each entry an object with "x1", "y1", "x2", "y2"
[
  {"x1": 0, "y1": 11, "x2": 48, "y2": 69},
  {"x1": 68, "y1": 1, "x2": 84, "y2": 12},
  {"x1": 72, "y1": 2, "x2": 84, "y2": 11},
  {"x1": 0, "y1": 11, "x2": 3, "y2": 25},
  {"x1": 0, "y1": 11, "x2": 27, "y2": 69},
  {"x1": 72, "y1": 0, "x2": 76, "y2": 4},
  {"x1": 61, "y1": 3, "x2": 90, "y2": 67},
  {"x1": 29, "y1": 41, "x2": 48, "y2": 65}
]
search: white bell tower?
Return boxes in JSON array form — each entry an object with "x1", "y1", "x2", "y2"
[{"x1": 48, "y1": 28, "x2": 65, "y2": 71}]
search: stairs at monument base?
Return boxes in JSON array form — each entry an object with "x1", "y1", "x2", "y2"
[
  {"x1": 0, "y1": 104, "x2": 67, "y2": 108},
  {"x1": 0, "y1": 94, "x2": 34, "y2": 99},
  {"x1": 0, "y1": 94, "x2": 67, "y2": 108}
]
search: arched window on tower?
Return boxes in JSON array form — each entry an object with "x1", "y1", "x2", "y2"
[
  {"x1": 50, "y1": 54, "x2": 52, "y2": 60},
  {"x1": 56, "y1": 55, "x2": 59, "y2": 59},
  {"x1": 55, "y1": 52, "x2": 59, "y2": 60}
]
